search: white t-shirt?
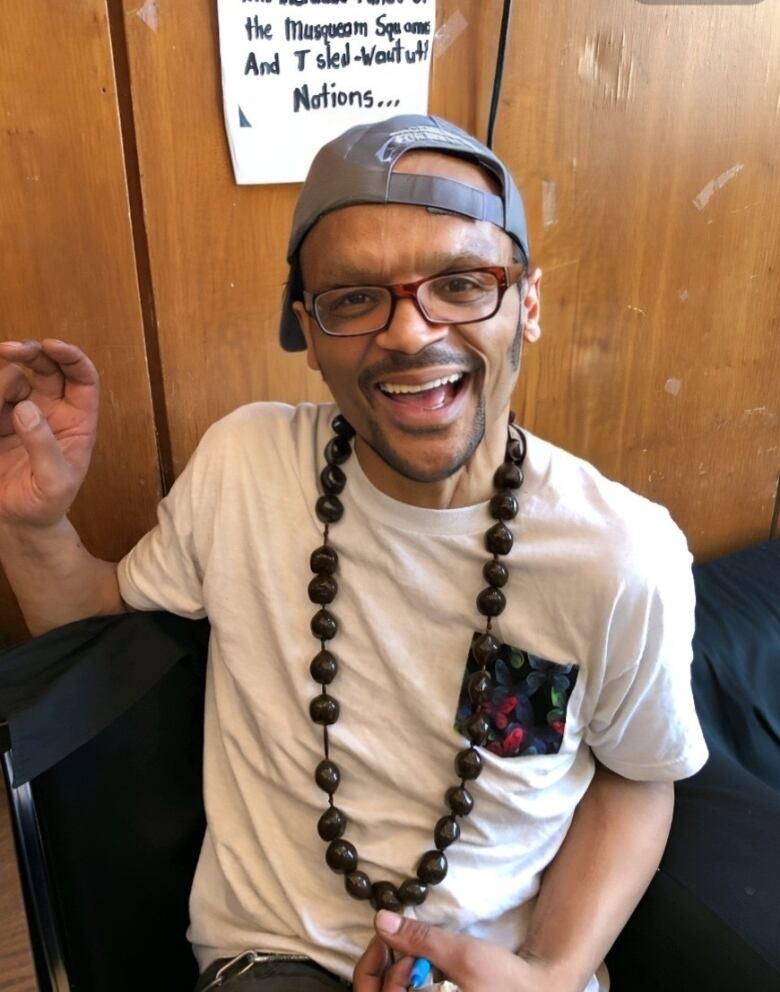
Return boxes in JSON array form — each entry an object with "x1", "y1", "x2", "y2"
[{"x1": 117, "y1": 402, "x2": 708, "y2": 991}]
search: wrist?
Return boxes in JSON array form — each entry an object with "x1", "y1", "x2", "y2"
[
  {"x1": 0, "y1": 516, "x2": 72, "y2": 554},
  {"x1": 517, "y1": 947, "x2": 582, "y2": 992}
]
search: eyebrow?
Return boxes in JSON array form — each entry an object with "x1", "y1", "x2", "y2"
[{"x1": 321, "y1": 246, "x2": 502, "y2": 289}]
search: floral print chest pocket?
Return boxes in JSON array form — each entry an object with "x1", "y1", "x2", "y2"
[{"x1": 454, "y1": 635, "x2": 579, "y2": 757}]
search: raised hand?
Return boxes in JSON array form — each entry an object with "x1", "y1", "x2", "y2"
[{"x1": 0, "y1": 339, "x2": 100, "y2": 528}]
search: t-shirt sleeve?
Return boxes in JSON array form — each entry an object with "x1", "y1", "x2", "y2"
[
  {"x1": 584, "y1": 517, "x2": 708, "y2": 781},
  {"x1": 117, "y1": 440, "x2": 208, "y2": 620}
]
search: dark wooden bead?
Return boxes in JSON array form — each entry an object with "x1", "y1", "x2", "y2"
[
  {"x1": 310, "y1": 545, "x2": 338, "y2": 575},
  {"x1": 489, "y1": 490, "x2": 518, "y2": 521},
  {"x1": 472, "y1": 633, "x2": 500, "y2": 666},
  {"x1": 326, "y1": 839, "x2": 358, "y2": 874},
  {"x1": 434, "y1": 815, "x2": 461, "y2": 850},
  {"x1": 506, "y1": 436, "x2": 526, "y2": 465},
  {"x1": 464, "y1": 713, "x2": 491, "y2": 746},
  {"x1": 308, "y1": 574, "x2": 337, "y2": 605},
  {"x1": 477, "y1": 587, "x2": 506, "y2": 617},
  {"x1": 398, "y1": 878, "x2": 428, "y2": 906},
  {"x1": 316, "y1": 495, "x2": 344, "y2": 524},
  {"x1": 445, "y1": 785, "x2": 474, "y2": 816},
  {"x1": 456, "y1": 747, "x2": 483, "y2": 781},
  {"x1": 467, "y1": 670, "x2": 492, "y2": 705},
  {"x1": 311, "y1": 609, "x2": 338, "y2": 640},
  {"x1": 494, "y1": 462, "x2": 524, "y2": 490},
  {"x1": 417, "y1": 850, "x2": 448, "y2": 885},
  {"x1": 345, "y1": 870, "x2": 372, "y2": 900},
  {"x1": 485, "y1": 522, "x2": 513, "y2": 555},
  {"x1": 315, "y1": 759, "x2": 341, "y2": 794},
  {"x1": 310, "y1": 649, "x2": 338, "y2": 684},
  {"x1": 371, "y1": 881, "x2": 403, "y2": 912},
  {"x1": 483, "y1": 560, "x2": 508, "y2": 588},
  {"x1": 332, "y1": 415, "x2": 356, "y2": 439},
  {"x1": 320, "y1": 463, "x2": 347, "y2": 495},
  {"x1": 325, "y1": 437, "x2": 352, "y2": 465},
  {"x1": 317, "y1": 806, "x2": 347, "y2": 841},
  {"x1": 310, "y1": 693, "x2": 339, "y2": 725}
]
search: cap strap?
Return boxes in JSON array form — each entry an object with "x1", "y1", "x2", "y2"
[{"x1": 387, "y1": 174, "x2": 505, "y2": 228}]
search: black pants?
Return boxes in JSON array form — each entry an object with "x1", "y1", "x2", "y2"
[{"x1": 194, "y1": 956, "x2": 349, "y2": 991}]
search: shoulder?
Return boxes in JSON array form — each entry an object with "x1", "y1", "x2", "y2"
[
  {"x1": 173, "y1": 402, "x2": 337, "y2": 507},
  {"x1": 194, "y1": 401, "x2": 336, "y2": 464},
  {"x1": 199, "y1": 400, "x2": 326, "y2": 444},
  {"x1": 521, "y1": 431, "x2": 691, "y2": 599}
]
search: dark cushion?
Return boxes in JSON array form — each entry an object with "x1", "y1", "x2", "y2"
[
  {"x1": 0, "y1": 610, "x2": 210, "y2": 786},
  {"x1": 608, "y1": 540, "x2": 780, "y2": 991},
  {"x1": 691, "y1": 540, "x2": 780, "y2": 788},
  {"x1": 2, "y1": 612, "x2": 209, "y2": 992},
  {"x1": 608, "y1": 745, "x2": 779, "y2": 990}
]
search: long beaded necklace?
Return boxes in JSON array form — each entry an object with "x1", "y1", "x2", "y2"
[{"x1": 307, "y1": 413, "x2": 526, "y2": 913}]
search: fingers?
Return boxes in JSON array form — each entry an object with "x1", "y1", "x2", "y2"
[
  {"x1": 0, "y1": 364, "x2": 33, "y2": 437},
  {"x1": 378, "y1": 955, "x2": 414, "y2": 991},
  {"x1": 0, "y1": 339, "x2": 99, "y2": 411},
  {"x1": 0, "y1": 340, "x2": 63, "y2": 399},
  {"x1": 374, "y1": 912, "x2": 477, "y2": 987},
  {"x1": 352, "y1": 934, "x2": 393, "y2": 992},
  {"x1": 11, "y1": 400, "x2": 74, "y2": 496}
]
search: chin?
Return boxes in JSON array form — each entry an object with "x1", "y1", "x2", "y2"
[{"x1": 368, "y1": 401, "x2": 486, "y2": 484}]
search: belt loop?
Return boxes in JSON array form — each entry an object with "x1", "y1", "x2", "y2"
[{"x1": 198, "y1": 950, "x2": 259, "y2": 992}]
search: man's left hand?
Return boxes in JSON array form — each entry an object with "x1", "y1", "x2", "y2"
[{"x1": 352, "y1": 910, "x2": 568, "y2": 992}]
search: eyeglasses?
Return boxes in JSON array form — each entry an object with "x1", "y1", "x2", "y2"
[{"x1": 303, "y1": 264, "x2": 527, "y2": 338}]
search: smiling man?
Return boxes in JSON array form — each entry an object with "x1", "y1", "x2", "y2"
[
  {"x1": 290, "y1": 146, "x2": 534, "y2": 509},
  {"x1": 0, "y1": 116, "x2": 707, "y2": 992}
]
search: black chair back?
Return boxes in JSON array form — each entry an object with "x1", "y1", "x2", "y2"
[{"x1": 1, "y1": 612, "x2": 209, "y2": 992}]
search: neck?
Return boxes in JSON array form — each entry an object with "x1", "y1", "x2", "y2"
[{"x1": 354, "y1": 406, "x2": 512, "y2": 510}]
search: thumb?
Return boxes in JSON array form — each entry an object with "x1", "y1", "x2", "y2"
[
  {"x1": 12, "y1": 401, "x2": 73, "y2": 494},
  {"x1": 375, "y1": 911, "x2": 475, "y2": 984}
]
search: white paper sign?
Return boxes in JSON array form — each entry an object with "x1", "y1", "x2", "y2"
[{"x1": 217, "y1": 0, "x2": 437, "y2": 185}]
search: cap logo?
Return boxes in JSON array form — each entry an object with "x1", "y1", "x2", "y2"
[{"x1": 378, "y1": 125, "x2": 482, "y2": 162}]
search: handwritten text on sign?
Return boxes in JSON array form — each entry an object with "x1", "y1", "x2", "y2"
[{"x1": 217, "y1": 0, "x2": 437, "y2": 185}]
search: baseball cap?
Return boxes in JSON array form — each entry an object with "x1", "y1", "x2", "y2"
[{"x1": 280, "y1": 114, "x2": 529, "y2": 352}]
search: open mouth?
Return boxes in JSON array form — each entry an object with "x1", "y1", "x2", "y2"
[{"x1": 375, "y1": 372, "x2": 468, "y2": 412}]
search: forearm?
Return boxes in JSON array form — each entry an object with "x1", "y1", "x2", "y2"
[
  {"x1": 521, "y1": 762, "x2": 675, "y2": 992},
  {"x1": 0, "y1": 518, "x2": 127, "y2": 635}
]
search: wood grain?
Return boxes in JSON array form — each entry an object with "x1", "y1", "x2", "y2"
[
  {"x1": 0, "y1": 0, "x2": 163, "y2": 641},
  {"x1": 0, "y1": 788, "x2": 36, "y2": 992},
  {"x1": 499, "y1": 0, "x2": 780, "y2": 559},
  {"x1": 122, "y1": 0, "x2": 778, "y2": 559},
  {"x1": 119, "y1": 0, "x2": 499, "y2": 475}
]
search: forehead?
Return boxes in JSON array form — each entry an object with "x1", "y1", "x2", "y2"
[{"x1": 299, "y1": 151, "x2": 510, "y2": 286}]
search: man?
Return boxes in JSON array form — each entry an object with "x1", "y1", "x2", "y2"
[{"x1": 0, "y1": 116, "x2": 707, "y2": 992}]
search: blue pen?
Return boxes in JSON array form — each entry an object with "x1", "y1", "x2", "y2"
[{"x1": 408, "y1": 956, "x2": 433, "y2": 989}]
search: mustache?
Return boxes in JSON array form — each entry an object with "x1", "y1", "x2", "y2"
[{"x1": 358, "y1": 347, "x2": 483, "y2": 391}]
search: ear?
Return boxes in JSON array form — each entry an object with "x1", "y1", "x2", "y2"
[
  {"x1": 292, "y1": 301, "x2": 321, "y2": 372},
  {"x1": 521, "y1": 267, "x2": 542, "y2": 343}
]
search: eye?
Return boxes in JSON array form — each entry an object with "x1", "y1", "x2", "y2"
[
  {"x1": 445, "y1": 276, "x2": 482, "y2": 294},
  {"x1": 430, "y1": 271, "x2": 496, "y2": 303},
  {"x1": 321, "y1": 288, "x2": 384, "y2": 316}
]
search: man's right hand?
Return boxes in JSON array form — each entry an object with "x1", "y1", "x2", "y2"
[{"x1": 0, "y1": 339, "x2": 99, "y2": 529}]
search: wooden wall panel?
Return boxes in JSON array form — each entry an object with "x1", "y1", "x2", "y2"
[
  {"x1": 0, "y1": 0, "x2": 163, "y2": 640},
  {"x1": 0, "y1": 791, "x2": 36, "y2": 992},
  {"x1": 121, "y1": 0, "x2": 323, "y2": 475},
  {"x1": 123, "y1": 0, "x2": 777, "y2": 559},
  {"x1": 500, "y1": 1, "x2": 780, "y2": 559},
  {"x1": 120, "y1": 0, "x2": 498, "y2": 474}
]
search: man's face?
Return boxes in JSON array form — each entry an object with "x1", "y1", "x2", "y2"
[{"x1": 293, "y1": 154, "x2": 540, "y2": 486}]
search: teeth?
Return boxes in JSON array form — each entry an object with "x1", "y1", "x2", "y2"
[{"x1": 379, "y1": 373, "x2": 464, "y2": 395}]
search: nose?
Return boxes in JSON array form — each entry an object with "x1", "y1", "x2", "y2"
[{"x1": 374, "y1": 297, "x2": 449, "y2": 354}]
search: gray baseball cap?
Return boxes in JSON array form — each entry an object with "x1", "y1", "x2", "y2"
[{"x1": 280, "y1": 114, "x2": 529, "y2": 352}]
